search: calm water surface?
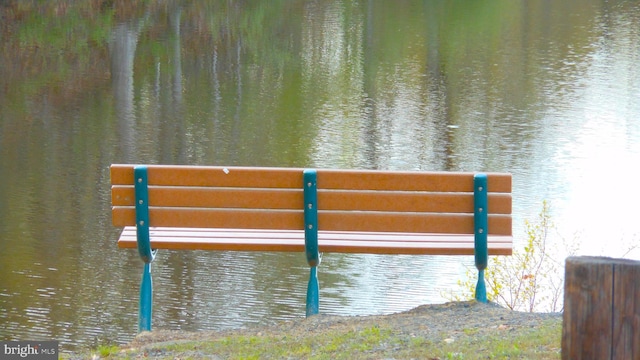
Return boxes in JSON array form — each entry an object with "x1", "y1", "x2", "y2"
[{"x1": 1, "y1": 0, "x2": 639, "y2": 351}]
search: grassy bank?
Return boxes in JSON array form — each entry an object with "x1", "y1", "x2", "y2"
[{"x1": 66, "y1": 301, "x2": 562, "y2": 359}]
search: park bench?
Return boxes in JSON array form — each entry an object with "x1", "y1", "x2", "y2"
[{"x1": 110, "y1": 164, "x2": 513, "y2": 332}]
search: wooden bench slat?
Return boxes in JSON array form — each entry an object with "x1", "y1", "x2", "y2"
[
  {"x1": 112, "y1": 186, "x2": 303, "y2": 209},
  {"x1": 319, "y1": 211, "x2": 512, "y2": 235},
  {"x1": 316, "y1": 169, "x2": 512, "y2": 193},
  {"x1": 112, "y1": 207, "x2": 511, "y2": 235},
  {"x1": 111, "y1": 165, "x2": 512, "y2": 193},
  {"x1": 319, "y1": 191, "x2": 512, "y2": 214},
  {"x1": 112, "y1": 185, "x2": 512, "y2": 214},
  {"x1": 117, "y1": 227, "x2": 512, "y2": 255},
  {"x1": 121, "y1": 227, "x2": 513, "y2": 243},
  {"x1": 111, "y1": 164, "x2": 303, "y2": 188},
  {"x1": 112, "y1": 207, "x2": 304, "y2": 229}
]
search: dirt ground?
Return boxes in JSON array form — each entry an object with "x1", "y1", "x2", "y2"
[{"x1": 87, "y1": 301, "x2": 563, "y2": 359}]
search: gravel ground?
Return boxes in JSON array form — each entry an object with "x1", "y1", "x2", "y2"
[
  {"x1": 130, "y1": 301, "x2": 561, "y2": 345},
  {"x1": 77, "y1": 301, "x2": 562, "y2": 359}
]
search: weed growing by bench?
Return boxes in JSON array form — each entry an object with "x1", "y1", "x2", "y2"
[{"x1": 447, "y1": 201, "x2": 577, "y2": 312}]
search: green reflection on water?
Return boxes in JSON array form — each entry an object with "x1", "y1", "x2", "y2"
[{"x1": 1, "y1": 0, "x2": 639, "y2": 350}]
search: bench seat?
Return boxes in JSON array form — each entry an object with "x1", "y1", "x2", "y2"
[{"x1": 117, "y1": 226, "x2": 513, "y2": 255}]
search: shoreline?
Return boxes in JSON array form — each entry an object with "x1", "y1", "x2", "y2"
[{"x1": 67, "y1": 301, "x2": 563, "y2": 359}]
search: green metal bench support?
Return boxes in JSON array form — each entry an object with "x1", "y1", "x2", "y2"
[
  {"x1": 473, "y1": 173, "x2": 488, "y2": 303},
  {"x1": 303, "y1": 169, "x2": 320, "y2": 316},
  {"x1": 134, "y1": 166, "x2": 156, "y2": 332}
]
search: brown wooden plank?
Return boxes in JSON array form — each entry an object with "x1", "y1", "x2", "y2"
[
  {"x1": 117, "y1": 227, "x2": 512, "y2": 255},
  {"x1": 110, "y1": 164, "x2": 133, "y2": 184},
  {"x1": 111, "y1": 164, "x2": 304, "y2": 188},
  {"x1": 112, "y1": 185, "x2": 303, "y2": 209},
  {"x1": 316, "y1": 169, "x2": 511, "y2": 193},
  {"x1": 318, "y1": 211, "x2": 466, "y2": 234},
  {"x1": 119, "y1": 227, "x2": 513, "y2": 244},
  {"x1": 113, "y1": 207, "x2": 511, "y2": 235},
  {"x1": 319, "y1": 190, "x2": 511, "y2": 214},
  {"x1": 316, "y1": 239, "x2": 511, "y2": 255},
  {"x1": 112, "y1": 207, "x2": 304, "y2": 229},
  {"x1": 318, "y1": 211, "x2": 511, "y2": 235},
  {"x1": 111, "y1": 164, "x2": 511, "y2": 193},
  {"x1": 112, "y1": 185, "x2": 512, "y2": 214},
  {"x1": 111, "y1": 185, "x2": 135, "y2": 206}
]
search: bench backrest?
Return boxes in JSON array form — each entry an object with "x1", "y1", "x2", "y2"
[{"x1": 111, "y1": 164, "x2": 512, "y2": 236}]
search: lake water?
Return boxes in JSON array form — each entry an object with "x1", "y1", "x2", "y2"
[{"x1": 1, "y1": 0, "x2": 639, "y2": 351}]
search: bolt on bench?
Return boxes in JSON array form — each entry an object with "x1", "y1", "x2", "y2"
[{"x1": 110, "y1": 164, "x2": 513, "y2": 332}]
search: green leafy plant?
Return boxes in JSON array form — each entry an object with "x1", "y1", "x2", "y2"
[{"x1": 94, "y1": 344, "x2": 120, "y2": 358}]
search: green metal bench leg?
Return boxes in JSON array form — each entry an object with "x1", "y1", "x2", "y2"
[
  {"x1": 134, "y1": 166, "x2": 156, "y2": 332},
  {"x1": 474, "y1": 173, "x2": 489, "y2": 303},
  {"x1": 303, "y1": 169, "x2": 320, "y2": 316},
  {"x1": 475, "y1": 269, "x2": 487, "y2": 303},
  {"x1": 306, "y1": 266, "x2": 319, "y2": 316},
  {"x1": 139, "y1": 263, "x2": 153, "y2": 332}
]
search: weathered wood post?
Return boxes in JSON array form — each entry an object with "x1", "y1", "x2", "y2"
[{"x1": 562, "y1": 256, "x2": 640, "y2": 360}]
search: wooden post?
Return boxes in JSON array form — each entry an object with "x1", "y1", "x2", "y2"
[{"x1": 562, "y1": 256, "x2": 640, "y2": 360}]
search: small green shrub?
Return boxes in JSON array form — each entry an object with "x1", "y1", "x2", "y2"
[
  {"x1": 447, "y1": 201, "x2": 577, "y2": 312},
  {"x1": 94, "y1": 344, "x2": 120, "y2": 358}
]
